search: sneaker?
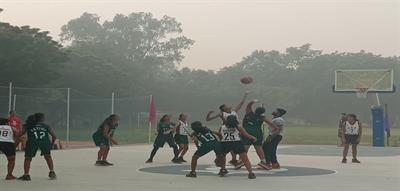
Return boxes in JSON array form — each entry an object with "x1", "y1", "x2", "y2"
[
  {"x1": 257, "y1": 162, "x2": 272, "y2": 170},
  {"x1": 103, "y1": 161, "x2": 114, "y2": 166},
  {"x1": 272, "y1": 163, "x2": 280, "y2": 169},
  {"x1": 352, "y1": 159, "x2": 361, "y2": 163},
  {"x1": 17, "y1": 175, "x2": 31, "y2": 181},
  {"x1": 218, "y1": 169, "x2": 228, "y2": 177},
  {"x1": 145, "y1": 159, "x2": 153, "y2": 163},
  {"x1": 342, "y1": 158, "x2": 347, "y2": 163},
  {"x1": 228, "y1": 160, "x2": 238, "y2": 166},
  {"x1": 178, "y1": 157, "x2": 187, "y2": 163},
  {"x1": 95, "y1": 160, "x2": 106, "y2": 166},
  {"x1": 186, "y1": 171, "x2": 197, "y2": 178},
  {"x1": 248, "y1": 172, "x2": 256, "y2": 179},
  {"x1": 234, "y1": 161, "x2": 245, "y2": 170},
  {"x1": 171, "y1": 157, "x2": 181, "y2": 164},
  {"x1": 5, "y1": 175, "x2": 16, "y2": 180},
  {"x1": 48, "y1": 171, "x2": 57, "y2": 180}
]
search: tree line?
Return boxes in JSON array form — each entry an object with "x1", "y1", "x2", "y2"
[{"x1": 1, "y1": 12, "x2": 399, "y2": 127}]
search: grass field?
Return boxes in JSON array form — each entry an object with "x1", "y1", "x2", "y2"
[{"x1": 55, "y1": 125, "x2": 400, "y2": 146}]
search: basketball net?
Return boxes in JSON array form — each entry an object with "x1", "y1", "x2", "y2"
[{"x1": 356, "y1": 88, "x2": 368, "y2": 99}]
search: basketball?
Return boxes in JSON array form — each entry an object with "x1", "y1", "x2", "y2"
[{"x1": 240, "y1": 75, "x2": 253, "y2": 84}]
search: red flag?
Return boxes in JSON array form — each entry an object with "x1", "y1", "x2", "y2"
[{"x1": 148, "y1": 95, "x2": 156, "y2": 123}]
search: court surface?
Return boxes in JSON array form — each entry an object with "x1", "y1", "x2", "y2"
[{"x1": 1, "y1": 144, "x2": 399, "y2": 191}]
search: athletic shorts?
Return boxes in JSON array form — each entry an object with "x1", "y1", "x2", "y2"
[
  {"x1": 0, "y1": 142, "x2": 16, "y2": 157},
  {"x1": 154, "y1": 134, "x2": 176, "y2": 148},
  {"x1": 221, "y1": 141, "x2": 246, "y2": 155},
  {"x1": 92, "y1": 133, "x2": 110, "y2": 147},
  {"x1": 174, "y1": 134, "x2": 189, "y2": 145},
  {"x1": 194, "y1": 141, "x2": 223, "y2": 157},
  {"x1": 25, "y1": 140, "x2": 51, "y2": 158},
  {"x1": 241, "y1": 134, "x2": 263, "y2": 146},
  {"x1": 345, "y1": 134, "x2": 359, "y2": 145}
]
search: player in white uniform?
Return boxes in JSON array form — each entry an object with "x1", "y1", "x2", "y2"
[
  {"x1": 218, "y1": 115, "x2": 257, "y2": 179},
  {"x1": 340, "y1": 114, "x2": 362, "y2": 163},
  {"x1": 0, "y1": 118, "x2": 19, "y2": 180},
  {"x1": 206, "y1": 91, "x2": 250, "y2": 166},
  {"x1": 173, "y1": 113, "x2": 190, "y2": 162},
  {"x1": 263, "y1": 108, "x2": 286, "y2": 169}
]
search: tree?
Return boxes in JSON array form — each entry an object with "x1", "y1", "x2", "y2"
[
  {"x1": 58, "y1": 12, "x2": 194, "y2": 96},
  {"x1": 0, "y1": 22, "x2": 68, "y2": 86},
  {"x1": 60, "y1": 12, "x2": 194, "y2": 71}
]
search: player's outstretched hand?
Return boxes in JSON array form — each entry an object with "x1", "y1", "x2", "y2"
[{"x1": 245, "y1": 90, "x2": 252, "y2": 95}]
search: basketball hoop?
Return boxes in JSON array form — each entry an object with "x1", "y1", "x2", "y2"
[{"x1": 356, "y1": 88, "x2": 368, "y2": 98}]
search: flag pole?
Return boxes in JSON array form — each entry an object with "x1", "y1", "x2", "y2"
[{"x1": 148, "y1": 95, "x2": 153, "y2": 144}]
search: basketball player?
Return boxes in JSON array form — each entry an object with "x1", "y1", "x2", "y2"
[
  {"x1": 263, "y1": 108, "x2": 286, "y2": 169},
  {"x1": 242, "y1": 100, "x2": 280, "y2": 169},
  {"x1": 219, "y1": 115, "x2": 256, "y2": 179},
  {"x1": 8, "y1": 111, "x2": 26, "y2": 151},
  {"x1": 92, "y1": 114, "x2": 120, "y2": 166},
  {"x1": 17, "y1": 113, "x2": 57, "y2": 181},
  {"x1": 0, "y1": 118, "x2": 18, "y2": 180},
  {"x1": 186, "y1": 121, "x2": 225, "y2": 178},
  {"x1": 206, "y1": 91, "x2": 250, "y2": 166},
  {"x1": 341, "y1": 114, "x2": 362, "y2": 163},
  {"x1": 146, "y1": 114, "x2": 180, "y2": 163},
  {"x1": 174, "y1": 113, "x2": 190, "y2": 162}
]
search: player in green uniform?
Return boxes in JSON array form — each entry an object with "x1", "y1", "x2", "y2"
[
  {"x1": 17, "y1": 113, "x2": 57, "y2": 181},
  {"x1": 92, "y1": 114, "x2": 119, "y2": 166},
  {"x1": 186, "y1": 121, "x2": 225, "y2": 178},
  {"x1": 146, "y1": 115, "x2": 180, "y2": 163},
  {"x1": 242, "y1": 100, "x2": 278, "y2": 170}
]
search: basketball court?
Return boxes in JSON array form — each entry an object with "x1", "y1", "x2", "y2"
[{"x1": 0, "y1": 144, "x2": 399, "y2": 191}]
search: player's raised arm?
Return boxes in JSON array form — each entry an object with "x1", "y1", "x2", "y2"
[
  {"x1": 206, "y1": 111, "x2": 221, "y2": 121},
  {"x1": 246, "y1": 99, "x2": 258, "y2": 114},
  {"x1": 234, "y1": 91, "x2": 251, "y2": 112}
]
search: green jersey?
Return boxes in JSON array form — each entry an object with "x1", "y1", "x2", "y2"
[
  {"x1": 243, "y1": 112, "x2": 264, "y2": 136},
  {"x1": 93, "y1": 122, "x2": 116, "y2": 138},
  {"x1": 158, "y1": 122, "x2": 173, "y2": 134},
  {"x1": 194, "y1": 129, "x2": 217, "y2": 144},
  {"x1": 26, "y1": 122, "x2": 51, "y2": 143}
]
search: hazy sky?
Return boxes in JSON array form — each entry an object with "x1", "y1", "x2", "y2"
[{"x1": 0, "y1": 0, "x2": 399, "y2": 70}]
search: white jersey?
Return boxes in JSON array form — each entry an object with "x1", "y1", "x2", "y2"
[
  {"x1": 220, "y1": 125, "x2": 241, "y2": 142},
  {"x1": 344, "y1": 121, "x2": 360, "y2": 135},
  {"x1": 269, "y1": 117, "x2": 285, "y2": 135},
  {"x1": 0, "y1": 125, "x2": 15, "y2": 143},
  {"x1": 177, "y1": 120, "x2": 188, "y2": 135}
]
